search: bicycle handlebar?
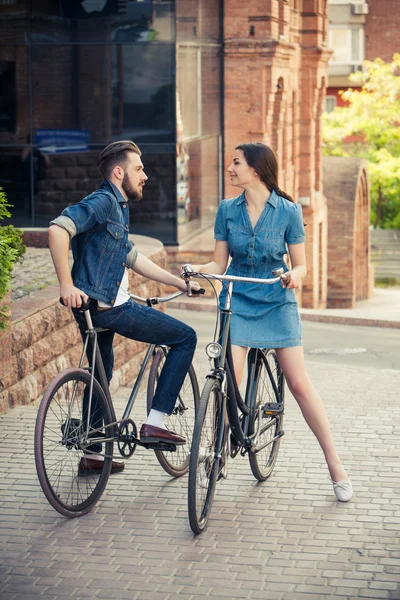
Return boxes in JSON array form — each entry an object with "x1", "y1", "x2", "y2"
[
  {"x1": 130, "y1": 287, "x2": 205, "y2": 306},
  {"x1": 60, "y1": 287, "x2": 205, "y2": 312},
  {"x1": 181, "y1": 264, "x2": 288, "y2": 285}
]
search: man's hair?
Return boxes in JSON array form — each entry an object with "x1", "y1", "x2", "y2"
[{"x1": 98, "y1": 140, "x2": 141, "y2": 178}]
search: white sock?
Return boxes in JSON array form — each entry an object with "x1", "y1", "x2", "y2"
[{"x1": 146, "y1": 409, "x2": 167, "y2": 429}]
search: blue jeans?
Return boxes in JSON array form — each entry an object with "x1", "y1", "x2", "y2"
[{"x1": 73, "y1": 298, "x2": 197, "y2": 420}]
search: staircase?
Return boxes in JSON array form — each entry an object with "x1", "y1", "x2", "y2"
[{"x1": 370, "y1": 229, "x2": 400, "y2": 281}]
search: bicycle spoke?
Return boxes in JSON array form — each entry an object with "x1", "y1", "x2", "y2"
[
  {"x1": 147, "y1": 350, "x2": 199, "y2": 477},
  {"x1": 35, "y1": 369, "x2": 113, "y2": 517},
  {"x1": 249, "y1": 350, "x2": 285, "y2": 481}
]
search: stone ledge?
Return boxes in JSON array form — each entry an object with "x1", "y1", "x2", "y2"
[{"x1": 0, "y1": 233, "x2": 168, "y2": 414}]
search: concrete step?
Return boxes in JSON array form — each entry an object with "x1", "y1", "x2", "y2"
[{"x1": 370, "y1": 230, "x2": 400, "y2": 280}]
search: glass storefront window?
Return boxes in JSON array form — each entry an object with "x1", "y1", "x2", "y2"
[
  {"x1": 112, "y1": 43, "x2": 175, "y2": 142},
  {"x1": 29, "y1": 1, "x2": 175, "y2": 44},
  {"x1": 0, "y1": 0, "x2": 222, "y2": 244}
]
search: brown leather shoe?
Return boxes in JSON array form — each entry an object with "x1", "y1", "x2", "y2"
[
  {"x1": 78, "y1": 456, "x2": 125, "y2": 475},
  {"x1": 139, "y1": 424, "x2": 186, "y2": 446}
]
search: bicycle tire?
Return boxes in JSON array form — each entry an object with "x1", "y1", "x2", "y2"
[
  {"x1": 147, "y1": 348, "x2": 199, "y2": 477},
  {"x1": 188, "y1": 376, "x2": 224, "y2": 534},
  {"x1": 34, "y1": 367, "x2": 114, "y2": 518},
  {"x1": 248, "y1": 349, "x2": 285, "y2": 482}
]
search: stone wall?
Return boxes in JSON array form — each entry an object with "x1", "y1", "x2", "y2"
[
  {"x1": 370, "y1": 229, "x2": 400, "y2": 282},
  {"x1": 0, "y1": 235, "x2": 168, "y2": 414}
]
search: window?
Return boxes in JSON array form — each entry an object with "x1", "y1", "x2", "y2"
[
  {"x1": 325, "y1": 96, "x2": 337, "y2": 113},
  {"x1": 328, "y1": 27, "x2": 364, "y2": 64},
  {"x1": 112, "y1": 43, "x2": 175, "y2": 142}
]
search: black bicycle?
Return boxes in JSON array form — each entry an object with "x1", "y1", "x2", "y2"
[
  {"x1": 34, "y1": 289, "x2": 201, "y2": 518},
  {"x1": 182, "y1": 266, "x2": 286, "y2": 534}
]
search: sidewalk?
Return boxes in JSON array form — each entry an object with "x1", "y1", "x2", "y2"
[
  {"x1": 300, "y1": 288, "x2": 400, "y2": 328},
  {"x1": 10, "y1": 248, "x2": 400, "y2": 328},
  {"x1": 169, "y1": 287, "x2": 400, "y2": 329},
  {"x1": 0, "y1": 308, "x2": 399, "y2": 600}
]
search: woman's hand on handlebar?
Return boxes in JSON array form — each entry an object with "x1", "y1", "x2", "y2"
[
  {"x1": 60, "y1": 284, "x2": 88, "y2": 308},
  {"x1": 281, "y1": 270, "x2": 300, "y2": 289},
  {"x1": 178, "y1": 264, "x2": 204, "y2": 296}
]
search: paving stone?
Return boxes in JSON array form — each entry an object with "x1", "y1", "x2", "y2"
[{"x1": 1, "y1": 342, "x2": 400, "y2": 600}]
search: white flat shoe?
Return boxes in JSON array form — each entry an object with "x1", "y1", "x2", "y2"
[{"x1": 332, "y1": 478, "x2": 353, "y2": 502}]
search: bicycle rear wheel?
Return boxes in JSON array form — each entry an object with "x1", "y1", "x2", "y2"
[
  {"x1": 188, "y1": 377, "x2": 224, "y2": 534},
  {"x1": 248, "y1": 349, "x2": 285, "y2": 481},
  {"x1": 34, "y1": 368, "x2": 114, "y2": 518},
  {"x1": 147, "y1": 348, "x2": 199, "y2": 477}
]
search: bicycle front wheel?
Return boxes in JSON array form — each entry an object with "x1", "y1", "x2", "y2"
[
  {"x1": 188, "y1": 377, "x2": 224, "y2": 534},
  {"x1": 248, "y1": 349, "x2": 285, "y2": 482},
  {"x1": 34, "y1": 368, "x2": 114, "y2": 518},
  {"x1": 147, "y1": 348, "x2": 199, "y2": 477}
]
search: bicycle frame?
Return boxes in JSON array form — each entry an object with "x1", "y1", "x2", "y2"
[
  {"x1": 75, "y1": 290, "x2": 185, "y2": 448},
  {"x1": 183, "y1": 269, "x2": 283, "y2": 454},
  {"x1": 208, "y1": 277, "x2": 281, "y2": 451}
]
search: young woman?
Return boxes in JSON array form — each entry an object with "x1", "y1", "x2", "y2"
[{"x1": 191, "y1": 142, "x2": 352, "y2": 502}]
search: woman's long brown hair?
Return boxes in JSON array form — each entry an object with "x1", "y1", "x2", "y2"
[{"x1": 235, "y1": 143, "x2": 294, "y2": 203}]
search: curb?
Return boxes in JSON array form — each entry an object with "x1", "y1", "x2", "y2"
[
  {"x1": 299, "y1": 312, "x2": 400, "y2": 329},
  {"x1": 168, "y1": 299, "x2": 400, "y2": 329}
]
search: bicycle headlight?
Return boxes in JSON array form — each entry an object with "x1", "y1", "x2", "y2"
[{"x1": 206, "y1": 342, "x2": 222, "y2": 359}]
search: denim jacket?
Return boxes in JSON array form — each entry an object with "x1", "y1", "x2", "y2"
[{"x1": 50, "y1": 179, "x2": 137, "y2": 305}]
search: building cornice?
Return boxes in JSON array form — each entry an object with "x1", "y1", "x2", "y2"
[{"x1": 224, "y1": 38, "x2": 297, "y2": 56}]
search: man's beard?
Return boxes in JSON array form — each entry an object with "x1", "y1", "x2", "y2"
[{"x1": 122, "y1": 173, "x2": 142, "y2": 201}]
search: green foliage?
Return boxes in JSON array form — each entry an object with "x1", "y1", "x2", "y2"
[
  {"x1": 323, "y1": 54, "x2": 400, "y2": 229},
  {"x1": 375, "y1": 277, "x2": 400, "y2": 288},
  {"x1": 0, "y1": 188, "x2": 26, "y2": 331}
]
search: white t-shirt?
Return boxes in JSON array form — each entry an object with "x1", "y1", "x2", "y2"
[{"x1": 98, "y1": 268, "x2": 130, "y2": 308}]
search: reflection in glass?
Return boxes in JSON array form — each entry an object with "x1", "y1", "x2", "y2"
[
  {"x1": 0, "y1": 146, "x2": 33, "y2": 227},
  {"x1": 28, "y1": 1, "x2": 175, "y2": 44},
  {"x1": 0, "y1": 0, "x2": 222, "y2": 243},
  {"x1": 0, "y1": 61, "x2": 16, "y2": 133},
  {"x1": 112, "y1": 43, "x2": 175, "y2": 142},
  {"x1": 176, "y1": 0, "x2": 222, "y2": 243}
]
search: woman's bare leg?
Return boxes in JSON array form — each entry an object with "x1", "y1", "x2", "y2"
[
  {"x1": 231, "y1": 345, "x2": 248, "y2": 387},
  {"x1": 276, "y1": 345, "x2": 348, "y2": 482}
]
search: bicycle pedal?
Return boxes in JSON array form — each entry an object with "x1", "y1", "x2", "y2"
[
  {"x1": 263, "y1": 402, "x2": 284, "y2": 416},
  {"x1": 142, "y1": 441, "x2": 177, "y2": 452}
]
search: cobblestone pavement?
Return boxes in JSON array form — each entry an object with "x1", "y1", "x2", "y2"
[
  {"x1": 11, "y1": 248, "x2": 67, "y2": 301},
  {"x1": 0, "y1": 319, "x2": 399, "y2": 600}
]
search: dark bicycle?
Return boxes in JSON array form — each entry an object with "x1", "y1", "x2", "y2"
[
  {"x1": 34, "y1": 289, "x2": 202, "y2": 518},
  {"x1": 182, "y1": 266, "x2": 286, "y2": 534}
]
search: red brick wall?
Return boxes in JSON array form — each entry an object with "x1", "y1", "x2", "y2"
[
  {"x1": 365, "y1": 0, "x2": 399, "y2": 63},
  {"x1": 324, "y1": 156, "x2": 371, "y2": 308},
  {"x1": 223, "y1": 0, "x2": 330, "y2": 307}
]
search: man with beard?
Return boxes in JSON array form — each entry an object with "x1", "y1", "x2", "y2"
[{"x1": 48, "y1": 140, "x2": 199, "y2": 473}]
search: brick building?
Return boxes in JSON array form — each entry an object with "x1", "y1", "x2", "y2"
[
  {"x1": 1, "y1": 0, "x2": 370, "y2": 308},
  {"x1": 222, "y1": 0, "x2": 331, "y2": 308},
  {"x1": 326, "y1": 0, "x2": 399, "y2": 111}
]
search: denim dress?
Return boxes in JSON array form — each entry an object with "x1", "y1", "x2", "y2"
[{"x1": 215, "y1": 190, "x2": 306, "y2": 349}]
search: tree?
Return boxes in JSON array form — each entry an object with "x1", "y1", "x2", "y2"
[
  {"x1": 0, "y1": 188, "x2": 25, "y2": 330},
  {"x1": 323, "y1": 54, "x2": 400, "y2": 229}
]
